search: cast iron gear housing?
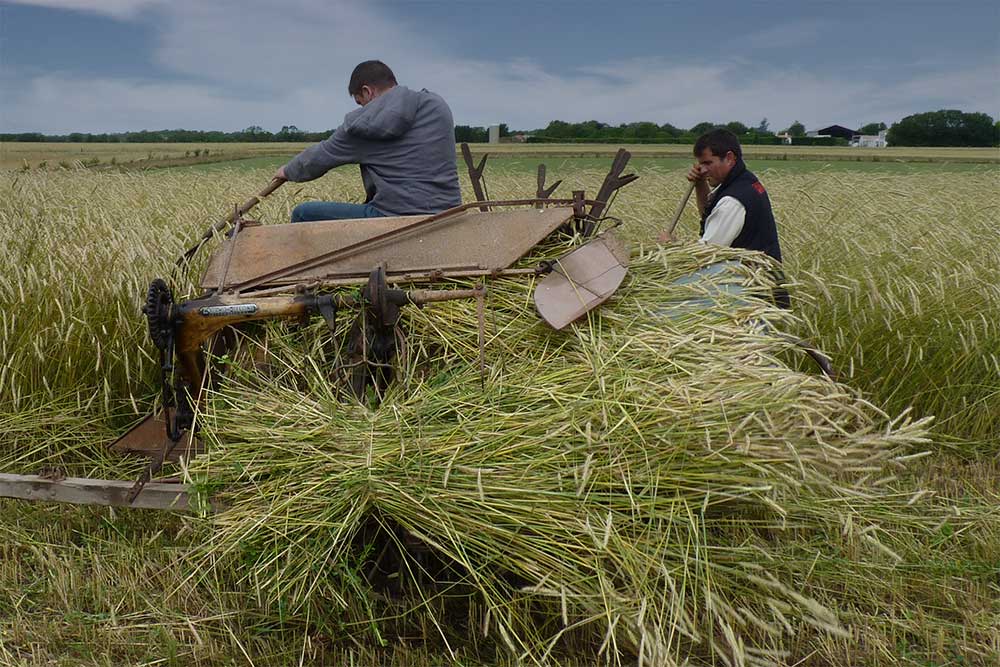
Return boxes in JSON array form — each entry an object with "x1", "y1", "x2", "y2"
[{"x1": 143, "y1": 278, "x2": 174, "y2": 351}]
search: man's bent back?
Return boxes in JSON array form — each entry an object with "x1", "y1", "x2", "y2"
[{"x1": 276, "y1": 60, "x2": 461, "y2": 221}]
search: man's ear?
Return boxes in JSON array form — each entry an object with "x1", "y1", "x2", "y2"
[{"x1": 726, "y1": 151, "x2": 737, "y2": 166}]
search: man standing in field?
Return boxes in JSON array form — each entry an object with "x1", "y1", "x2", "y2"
[
  {"x1": 273, "y1": 60, "x2": 461, "y2": 222},
  {"x1": 659, "y1": 128, "x2": 788, "y2": 306}
]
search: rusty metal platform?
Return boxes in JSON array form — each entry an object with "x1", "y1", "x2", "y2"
[{"x1": 201, "y1": 207, "x2": 574, "y2": 290}]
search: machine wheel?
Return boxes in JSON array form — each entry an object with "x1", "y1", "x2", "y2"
[
  {"x1": 143, "y1": 279, "x2": 174, "y2": 351},
  {"x1": 345, "y1": 267, "x2": 402, "y2": 401}
]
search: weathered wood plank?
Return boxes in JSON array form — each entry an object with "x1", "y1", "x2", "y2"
[{"x1": 0, "y1": 473, "x2": 194, "y2": 511}]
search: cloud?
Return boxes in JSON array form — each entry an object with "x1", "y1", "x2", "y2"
[
  {"x1": 883, "y1": 66, "x2": 1000, "y2": 116},
  {"x1": 2, "y1": 0, "x2": 997, "y2": 134},
  {"x1": 745, "y1": 19, "x2": 834, "y2": 50},
  {"x1": 3, "y1": 0, "x2": 161, "y2": 20},
  {"x1": 151, "y1": 0, "x2": 417, "y2": 93},
  {"x1": 2, "y1": 67, "x2": 389, "y2": 135}
]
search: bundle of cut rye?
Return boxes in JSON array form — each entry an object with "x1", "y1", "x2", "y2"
[{"x1": 188, "y1": 240, "x2": 928, "y2": 666}]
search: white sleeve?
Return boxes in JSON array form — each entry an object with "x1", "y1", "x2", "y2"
[{"x1": 699, "y1": 196, "x2": 745, "y2": 248}]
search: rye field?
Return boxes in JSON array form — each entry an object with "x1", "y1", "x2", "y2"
[
  {"x1": 0, "y1": 145, "x2": 997, "y2": 666},
  {"x1": 3, "y1": 141, "x2": 999, "y2": 171},
  {"x1": 0, "y1": 142, "x2": 302, "y2": 172}
]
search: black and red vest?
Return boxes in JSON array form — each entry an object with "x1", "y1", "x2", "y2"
[{"x1": 700, "y1": 161, "x2": 782, "y2": 263}]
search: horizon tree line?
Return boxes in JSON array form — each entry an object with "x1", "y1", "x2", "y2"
[{"x1": 2, "y1": 110, "x2": 996, "y2": 147}]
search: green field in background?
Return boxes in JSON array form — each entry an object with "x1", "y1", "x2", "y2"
[
  {"x1": 176, "y1": 153, "x2": 998, "y2": 178},
  {"x1": 2, "y1": 141, "x2": 997, "y2": 171}
]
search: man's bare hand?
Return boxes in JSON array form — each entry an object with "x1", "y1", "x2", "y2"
[
  {"x1": 273, "y1": 165, "x2": 288, "y2": 182},
  {"x1": 686, "y1": 163, "x2": 707, "y2": 183},
  {"x1": 657, "y1": 229, "x2": 675, "y2": 244}
]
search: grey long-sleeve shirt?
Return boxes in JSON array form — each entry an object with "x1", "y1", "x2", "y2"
[{"x1": 282, "y1": 85, "x2": 462, "y2": 216}]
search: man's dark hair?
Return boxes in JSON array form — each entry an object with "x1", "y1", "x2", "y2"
[
  {"x1": 348, "y1": 60, "x2": 397, "y2": 96},
  {"x1": 694, "y1": 128, "x2": 742, "y2": 161}
]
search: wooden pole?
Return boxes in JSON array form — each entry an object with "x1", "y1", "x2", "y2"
[
  {"x1": 666, "y1": 181, "x2": 697, "y2": 236},
  {"x1": 0, "y1": 473, "x2": 204, "y2": 511}
]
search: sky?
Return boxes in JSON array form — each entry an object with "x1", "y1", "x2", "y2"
[{"x1": 1, "y1": 0, "x2": 998, "y2": 134}]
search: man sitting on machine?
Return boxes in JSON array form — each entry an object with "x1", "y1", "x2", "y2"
[{"x1": 274, "y1": 60, "x2": 462, "y2": 222}]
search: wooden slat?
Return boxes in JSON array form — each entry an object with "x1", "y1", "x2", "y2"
[{"x1": 0, "y1": 473, "x2": 195, "y2": 511}]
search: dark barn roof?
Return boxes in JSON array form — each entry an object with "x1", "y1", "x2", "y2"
[{"x1": 816, "y1": 125, "x2": 857, "y2": 139}]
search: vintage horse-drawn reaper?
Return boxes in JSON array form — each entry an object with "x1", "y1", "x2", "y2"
[{"x1": 1, "y1": 146, "x2": 638, "y2": 510}]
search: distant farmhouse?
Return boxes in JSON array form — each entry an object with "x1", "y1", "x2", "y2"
[
  {"x1": 850, "y1": 129, "x2": 889, "y2": 148},
  {"x1": 798, "y1": 124, "x2": 888, "y2": 148},
  {"x1": 778, "y1": 124, "x2": 865, "y2": 146},
  {"x1": 808, "y1": 125, "x2": 856, "y2": 140}
]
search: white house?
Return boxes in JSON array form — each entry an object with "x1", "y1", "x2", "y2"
[{"x1": 850, "y1": 129, "x2": 889, "y2": 148}]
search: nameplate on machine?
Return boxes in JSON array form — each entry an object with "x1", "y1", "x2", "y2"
[{"x1": 199, "y1": 304, "x2": 258, "y2": 317}]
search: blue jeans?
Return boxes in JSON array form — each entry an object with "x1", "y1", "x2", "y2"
[{"x1": 290, "y1": 201, "x2": 387, "y2": 223}]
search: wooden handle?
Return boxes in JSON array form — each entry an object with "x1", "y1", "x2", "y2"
[
  {"x1": 230, "y1": 177, "x2": 285, "y2": 223},
  {"x1": 666, "y1": 181, "x2": 696, "y2": 235},
  {"x1": 178, "y1": 178, "x2": 286, "y2": 266},
  {"x1": 258, "y1": 176, "x2": 285, "y2": 199},
  {"x1": 209, "y1": 178, "x2": 285, "y2": 237}
]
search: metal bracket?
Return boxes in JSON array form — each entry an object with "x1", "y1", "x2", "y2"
[
  {"x1": 316, "y1": 294, "x2": 338, "y2": 333},
  {"x1": 584, "y1": 148, "x2": 639, "y2": 236},
  {"x1": 127, "y1": 403, "x2": 191, "y2": 504},
  {"x1": 535, "y1": 164, "x2": 562, "y2": 206},
  {"x1": 571, "y1": 190, "x2": 587, "y2": 234},
  {"x1": 460, "y1": 142, "x2": 490, "y2": 211}
]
